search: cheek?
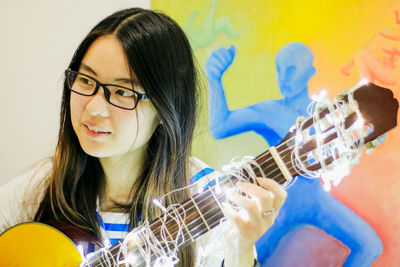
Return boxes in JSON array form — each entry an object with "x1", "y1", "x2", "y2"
[
  {"x1": 70, "y1": 94, "x2": 86, "y2": 128},
  {"x1": 115, "y1": 112, "x2": 139, "y2": 138},
  {"x1": 119, "y1": 107, "x2": 159, "y2": 145},
  {"x1": 141, "y1": 105, "x2": 160, "y2": 135},
  {"x1": 292, "y1": 73, "x2": 306, "y2": 87}
]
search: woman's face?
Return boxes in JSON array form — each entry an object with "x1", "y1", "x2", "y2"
[{"x1": 70, "y1": 35, "x2": 159, "y2": 159}]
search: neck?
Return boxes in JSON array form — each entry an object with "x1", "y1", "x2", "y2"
[
  {"x1": 99, "y1": 148, "x2": 147, "y2": 208},
  {"x1": 284, "y1": 87, "x2": 310, "y2": 116}
]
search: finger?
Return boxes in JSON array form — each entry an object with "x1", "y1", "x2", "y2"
[
  {"x1": 205, "y1": 64, "x2": 222, "y2": 79},
  {"x1": 221, "y1": 202, "x2": 251, "y2": 231},
  {"x1": 216, "y1": 46, "x2": 230, "y2": 57},
  {"x1": 256, "y1": 178, "x2": 287, "y2": 210},
  {"x1": 226, "y1": 191, "x2": 259, "y2": 220},
  {"x1": 209, "y1": 53, "x2": 227, "y2": 70},
  {"x1": 215, "y1": 47, "x2": 233, "y2": 67},
  {"x1": 236, "y1": 181, "x2": 274, "y2": 212},
  {"x1": 228, "y1": 45, "x2": 236, "y2": 58},
  {"x1": 205, "y1": 55, "x2": 222, "y2": 71}
]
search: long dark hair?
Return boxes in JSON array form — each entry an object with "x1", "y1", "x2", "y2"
[{"x1": 35, "y1": 8, "x2": 198, "y2": 266}]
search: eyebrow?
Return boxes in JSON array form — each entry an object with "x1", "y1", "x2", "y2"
[
  {"x1": 81, "y1": 63, "x2": 97, "y2": 76},
  {"x1": 114, "y1": 78, "x2": 133, "y2": 84},
  {"x1": 80, "y1": 62, "x2": 133, "y2": 84}
]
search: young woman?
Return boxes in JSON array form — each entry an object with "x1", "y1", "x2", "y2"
[{"x1": 0, "y1": 8, "x2": 286, "y2": 267}]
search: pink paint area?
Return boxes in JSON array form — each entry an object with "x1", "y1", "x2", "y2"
[
  {"x1": 329, "y1": 111, "x2": 400, "y2": 266},
  {"x1": 264, "y1": 225, "x2": 350, "y2": 267}
]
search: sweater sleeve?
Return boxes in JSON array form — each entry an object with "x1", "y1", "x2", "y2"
[{"x1": 0, "y1": 158, "x2": 52, "y2": 234}]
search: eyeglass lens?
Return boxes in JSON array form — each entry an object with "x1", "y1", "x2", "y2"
[{"x1": 67, "y1": 72, "x2": 138, "y2": 109}]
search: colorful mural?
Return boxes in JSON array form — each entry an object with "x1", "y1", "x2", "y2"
[
  {"x1": 152, "y1": 0, "x2": 400, "y2": 266},
  {"x1": 206, "y1": 42, "x2": 383, "y2": 266}
]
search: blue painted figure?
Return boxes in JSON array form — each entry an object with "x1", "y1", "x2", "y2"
[{"x1": 206, "y1": 43, "x2": 383, "y2": 266}]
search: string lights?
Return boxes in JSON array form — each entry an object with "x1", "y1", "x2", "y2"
[{"x1": 293, "y1": 81, "x2": 369, "y2": 191}]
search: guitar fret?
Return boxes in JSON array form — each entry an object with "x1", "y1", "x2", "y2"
[
  {"x1": 100, "y1": 251, "x2": 106, "y2": 267},
  {"x1": 190, "y1": 196, "x2": 211, "y2": 232},
  {"x1": 226, "y1": 175, "x2": 235, "y2": 187},
  {"x1": 178, "y1": 201, "x2": 225, "y2": 249},
  {"x1": 208, "y1": 187, "x2": 224, "y2": 212},
  {"x1": 158, "y1": 217, "x2": 175, "y2": 251},
  {"x1": 186, "y1": 193, "x2": 225, "y2": 243},
  {"x1": 170, "y1": 206, "x2": 195, "y2": 244},
  {"x1": 185, "y1": 190, "x2": 219, "y2": 241}
]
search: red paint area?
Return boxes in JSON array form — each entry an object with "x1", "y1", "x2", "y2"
[
  {"x1": 264, "y1": 225, "x2": 350, "y2": 267},
  {"x1": 330, "y1": 111, "x2": 400, "y2": 266}
]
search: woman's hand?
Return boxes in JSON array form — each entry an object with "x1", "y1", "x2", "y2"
[{"x1": 221, "y1": 178, "x2": 287, "y2": 267}]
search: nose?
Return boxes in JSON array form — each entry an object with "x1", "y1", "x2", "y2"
[
  {"x1": 85, "y1": 87, "x2": 110, "y2": 117},
  {"x1": 276, "y1": 65, "x2": 286, "y2": 87},
  {"x1": 278, "y1": 68, "x2": 286, "y2": 84}
]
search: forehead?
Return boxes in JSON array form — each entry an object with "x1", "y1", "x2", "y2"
[
  {"x1": 276, "y1": 45, "x2": 314, "y2": 67},
  {"x1": 80, "y1": 35, "x2": 131, "y2": 80}
]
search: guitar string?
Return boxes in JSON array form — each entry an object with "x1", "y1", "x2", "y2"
[
  {"x1": 89, "y1": 135, "x2": 339, "y2": 267},
  {"x1": 140, "y1": 188, "x2": 232, "y2": 267},
  {"x1": 91, "y1": 113, "x2": 327, "y2": 263},
  {"x1": 89, "y1": 175, "x2": 237, "y2": 266},
  {"x1": 89, "y1": 152, "x2": 297, "y2": 267},
  {"x1": 139, "y1": 136, "x2": 349, "y2": 267},
  {"x1": 92, "y1": 97, "x2": 369, "y2": 266},
  {"x1": 91, "y1": 176, "x2": 251, "y2": 267},
  {"x1": 145, "y1": 190, "x2": 240, "y2": 266},
  {"x1": 88, "y1": 189, "x2": 216, "y2": 266},
  {"x1": 124, "y1": 163, "x2": 290, "y2": 267},
  {"x1": 88, "y1": 126, "x2": 332, "y2": 266},
  {"x1": 89, "y1": 108, "x2": 359, "y2": 266},
  {"x1": 92, "y1": 145, "x2": 334, "y2": 267},
  {"x1": 256, "y1": 111, "x2": 359, "y2": 179}
]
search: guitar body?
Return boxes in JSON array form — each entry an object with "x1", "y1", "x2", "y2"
[{"x1": 0, "y1": 222, "x2": 83, "y2": 267}]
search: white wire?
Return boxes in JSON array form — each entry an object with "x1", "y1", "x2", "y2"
[{"x1": 292, "y1": 85, "x2": 367, "y2": 191}]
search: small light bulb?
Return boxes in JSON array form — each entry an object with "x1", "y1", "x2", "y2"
[
  {"x1": 354, "y1": 118, "x2": 364, "y2": 129},
  {"x1": 358, "y1": 78, "x2": 369, "y2": 86}
]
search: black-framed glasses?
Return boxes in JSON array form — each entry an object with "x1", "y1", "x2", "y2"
[{"x1": 65, "y1": 68, "x2": 148, "y2": 110}]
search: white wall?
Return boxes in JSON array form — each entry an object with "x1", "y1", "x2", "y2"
[{"x1": 0, "y1": 0, "x2": 151, "y2": 185}]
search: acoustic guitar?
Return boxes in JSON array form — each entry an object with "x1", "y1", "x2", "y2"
[{"x1": 0, "y1": 82, "x2": 398, "y2": 267}]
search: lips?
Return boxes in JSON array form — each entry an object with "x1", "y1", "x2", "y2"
[{"x1": 83, "y1": 121, "x2": 111, "y2": 139}]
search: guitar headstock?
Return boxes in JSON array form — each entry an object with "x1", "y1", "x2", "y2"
[
  {"x1": 350, "y1": 82, "x2": 398, "y2": 143},
  {"x1": 268, "y1": 82, "x2": 398, "y2": 189}
]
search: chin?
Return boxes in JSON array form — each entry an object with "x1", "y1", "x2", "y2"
[
  {"x1": 283, "y1": 87, "x2": 305, "y2": 98},
  {"x1": 79, "y1": 142, "x2": 110, "y2": 158},
  {"x1": 81, "y1": 148, "x2": 107, "y2": 158}
]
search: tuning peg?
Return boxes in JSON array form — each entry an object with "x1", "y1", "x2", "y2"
[
  {"x1": 335, "y1": 90, "x2": 348, "y2": 101},
  {"x1": 366, "y1": 134, "x2": 387, "y2": 154}
]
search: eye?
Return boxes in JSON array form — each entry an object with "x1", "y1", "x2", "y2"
[
  {"x1": 286, "y1": 65, "x2": 296, "y2": 77},
  {"x1": 76, "y1": 75, "x2": 96, "y2": 89},
  {"x1": 79, "y1": 77, "x2": 93, "y2": 85},
  {"x1": 115, "y1": 88, "x2": 134, "y2": 97}
]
